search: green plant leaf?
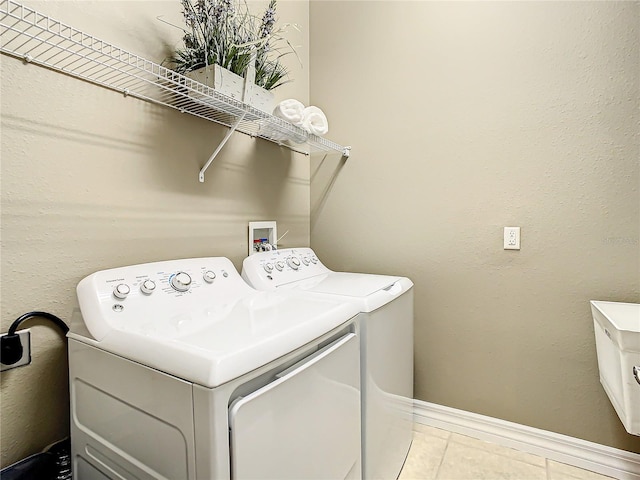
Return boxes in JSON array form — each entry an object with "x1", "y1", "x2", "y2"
[{"x1": 166, "y1": 0, "x2": 298, "y2": 89}]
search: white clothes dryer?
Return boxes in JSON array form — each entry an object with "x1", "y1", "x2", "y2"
[
  {"x1": 69, "y1": 257, "x2": 362, "y2": 480},
  {"x1": 242, "y1": 248, "x2": 414, "y2": 480}
]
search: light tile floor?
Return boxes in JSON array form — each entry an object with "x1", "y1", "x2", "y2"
[{"x1": 399, "y1": 424, "x2": 615, "y2": 480}]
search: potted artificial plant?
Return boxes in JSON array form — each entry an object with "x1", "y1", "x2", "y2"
[{"x1": 167, "y1": 0, "x2": 298, "y2": 112}]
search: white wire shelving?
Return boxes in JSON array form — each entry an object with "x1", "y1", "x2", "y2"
[{"x1": 0, "y1": 0, "x2": 350, "y2": 182}]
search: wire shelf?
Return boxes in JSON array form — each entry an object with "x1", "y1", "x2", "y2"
[{"x1": 0, "y1": 0, "x2": 350, "y2": 161}]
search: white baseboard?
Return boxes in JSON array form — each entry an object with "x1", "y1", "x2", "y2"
[{"x1": 413, "y1": 400, "x2": 640, "y2": 480}]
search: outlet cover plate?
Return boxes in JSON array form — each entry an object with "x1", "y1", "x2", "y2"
[
  {"x1": 504, "y1": 227, "x2": 521, "y2": 250},
  {"x1": 1, "y1": 329, "x2": 31, "y2": 371}
]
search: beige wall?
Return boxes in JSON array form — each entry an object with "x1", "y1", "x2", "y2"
[
  {"x1": 2, "y1": 0, "x2": 639, "y2": 469},
  {"x1": 310, "y1": 1, "x2": 640, "y2": 453},
  {"x1": 0, "y1": 0, "x2": 309, "y2": 467}
]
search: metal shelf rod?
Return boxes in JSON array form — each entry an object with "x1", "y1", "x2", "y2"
[{"x1": 199, "y1": 112, "x2": 247, "y2": 183}]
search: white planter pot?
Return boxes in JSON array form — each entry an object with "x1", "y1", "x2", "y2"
[
  {"x1": 186, "y1": 64, "x2": 275, "y2": 114},
  {"x1": 186, "y1": 64, "x2": 244, "y2": 101},
  {"x1": 244, "y1": 82, "x2": 275, "y2": 114}
]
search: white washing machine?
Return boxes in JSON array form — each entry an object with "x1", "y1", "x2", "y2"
[
  {"x1": 68, "y1": 256, "x2": 362, "y2": 480},
  {"x1": 242, "y1": 248, "x2": 414, "y2": 480}
]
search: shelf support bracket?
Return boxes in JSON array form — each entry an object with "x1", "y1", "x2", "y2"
[{"x1": 199, "y1": 112, "x2": 247, "y2": 183}]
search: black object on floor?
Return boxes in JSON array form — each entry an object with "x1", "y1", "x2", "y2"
[{"x1": 1, "y1": 438, "x2": 71, "y2": 480}]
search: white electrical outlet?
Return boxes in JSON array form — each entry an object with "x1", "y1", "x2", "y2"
[
  {"x1": 504, "y1": 227, "x2": 521, "y2": 250},
  {"x1": 0, "y1": 329, "x2": 31, "y2": 371}
]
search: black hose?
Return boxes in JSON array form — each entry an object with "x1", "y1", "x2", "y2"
[{"x1": 8, "y1": 311, "x2": 68, "y2": 335}]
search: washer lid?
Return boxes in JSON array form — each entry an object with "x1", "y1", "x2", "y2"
[
  {"x1": 281, "y1": 272, "x2": 413, "y2": 313},
  {"x1": 297, "y1": 272, "x2": 401, "y2": 297}
]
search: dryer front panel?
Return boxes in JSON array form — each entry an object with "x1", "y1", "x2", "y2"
[{"x1": 229, "y1": 333, "x2": 361, "y2": 480}]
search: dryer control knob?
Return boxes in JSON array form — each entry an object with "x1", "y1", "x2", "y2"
[
  {"x1": 287, "y1": 256, "x2": 301, "y2": 270},
  {"x1": 113, "y1": 283, "x2": 131, "y2": 299},
  {"x1": 203, "y1": 270, "x2": 216, "y2": 283},
  {"x1": 170, "y1": 272, "x2": 192, "y2": 292},
  {"x1": 264, "y1": 263, "x2": 274, "y2": 273},
  {"x1": 140, "y1": 279, "x2": 156, "y2": 295}
]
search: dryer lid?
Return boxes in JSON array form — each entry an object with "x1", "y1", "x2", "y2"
[
  {"x1": 74, "y1": 290, "x2": 358, "y2": 388},
  {"x1": 73, "y1": 257, "x2": 359, "y2": 388}
]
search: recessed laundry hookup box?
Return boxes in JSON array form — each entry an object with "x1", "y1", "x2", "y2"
[{"x1": 591, "y1": 301, "x2": 640, "y2": 436}]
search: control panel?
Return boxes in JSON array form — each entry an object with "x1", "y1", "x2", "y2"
[
  {"x1": 241, "y1": 247, "x2": 331, "y2": 290},
  {"x1": 76, "y1": 257, "x2": 252, "y2": 341}
]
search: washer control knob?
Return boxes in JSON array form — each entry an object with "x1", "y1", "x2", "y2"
[
  {"x1": 301, "y1": 256, "x2": 310, "y2": 266},
  {"x1": 140, "y1": 279, "x2": 156, "y2": 295},
  {"x1": 275, "y1": 260, "x2": 286, "y2": 271},
  {"x1": 264, "y1": 263, "x2": 274, "y2": 273},
  {"x1": 113, "y1": 283, "x2": 130, "y2": 299},
  {"x1": 170, "y1": 272, "x2": 192, "y2": 292},
  {"x1": 287, "y1": 256, "x2": 301, "y2": 270},
  {"x1": 310, "y1": 256, "x2": 318, "y2": 264},
  {"x1": 203, "y1": 270, "x2": 216, "y2": 283}
]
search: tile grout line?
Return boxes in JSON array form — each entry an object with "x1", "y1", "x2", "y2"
[
  {"x1": 413, "y1": 426, "x2": 617, "y2": 480},
  {"x1": 449, "y1": 433, "x2": 550, "y2": 469},
  {"x1": 433, "y1": 431, "x2": 452, "y2": 480}
]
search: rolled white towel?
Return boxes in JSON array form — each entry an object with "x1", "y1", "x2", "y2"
[
  {"x1": 272, "y1": 99, "x2": 305, "y2": 126},
  {"x1": 301, "y1": 106, "x2": 329, "y2": 136}
]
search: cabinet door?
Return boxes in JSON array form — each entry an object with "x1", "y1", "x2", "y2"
[{"x1": 229, "y1": 333, "x2": 361, "y2": 480}]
